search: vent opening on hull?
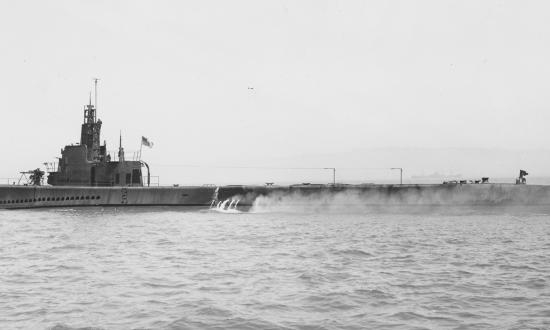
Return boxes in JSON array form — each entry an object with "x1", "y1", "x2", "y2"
[{"x1": 1, "y1": 194, "x2": 102, "y2": 206}]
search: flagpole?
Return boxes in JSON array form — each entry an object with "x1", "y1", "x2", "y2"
[{"x1": 139, "y1": 141, "x2": 143, "y2": 161}]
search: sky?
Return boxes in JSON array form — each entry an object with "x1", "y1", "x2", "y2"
[{"x1": 1, "y1": 0, "x2": 550, "y2": 185}]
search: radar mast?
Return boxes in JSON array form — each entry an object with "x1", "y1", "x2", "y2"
[{"x1": 80, "y1": 78, "x2": 102, "y2": 161}]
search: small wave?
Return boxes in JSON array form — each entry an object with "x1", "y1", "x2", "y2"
[
  {"x1": 471, "y1": 263, "x2": 493, "y2": 268},
  {"x1": 47, "y1": 244, "x2": 85, "y2": 252},
  {"x1": 390, "y1": 311, "x2": 457, "y2": 323},
  {"x1": 354, "y1": 288, "x2": 395, "y2": 300},
  {"x1": 497, "y1": 295, "x2": 532, "y2": 302},
  {"x1": 254, "y1": 303, "x2": 291, "y2": 312},
  {"x1": 498, "y1": 264, "x2": 540, "y2": 271},
  {"x1": 327, "y1": 300, "x2": 357, "y2": 310},
  {"x1": 517, "y1": 278, "x2": 547, "y2": 289},
  {"x1": 332, "y1": 248, "x2": 373, "y2": 257},
  {"x1": 454, "y1": 311, "x2": 484, "y2": 319},
  {"x1": 220, "y1": 316, "x2": 288, "y2": 330},
  {"x1": 142, "y1": 282, "x2": 188, "y2": 289},
  {"x1": 445, "y1": 238, "x2": 467, "y2": 244},
  {"x1": 50, "y1": 308, "x2": 86, "y2": 315},
  {"x1": 196, "y1": 306, "x2": 233, "y2": 317},
  {"x1": 49, "y1": 324, "x2": 105, "y2": 330},
  {"x1": 155, "y1": 238, "x2": 175, "y2": 246},
  {"x1": 529, "y1": 309, "x2": 550, "y2": 318},
  {"x1": 166, "y1": 317, "x2": 211, "y2": 330}
]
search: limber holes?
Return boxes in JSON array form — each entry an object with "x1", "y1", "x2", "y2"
[{"x1": 1, "y1": 195, "x2": 102, "y2": 204}]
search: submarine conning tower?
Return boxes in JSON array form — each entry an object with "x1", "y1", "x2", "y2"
[
  {"x1": 47, "y1": 88, "x2": 144, "y2": 187},
  {"x1": 81, "y1": 97, "x2": 103, "y2": 162}
]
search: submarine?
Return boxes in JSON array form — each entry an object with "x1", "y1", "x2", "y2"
[{"x1": 2, "y1": 86, "x2": 550, "y2": 210}]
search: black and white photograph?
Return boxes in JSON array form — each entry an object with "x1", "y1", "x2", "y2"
[{"x1": 1, "y1": 1, "x2": 549, "y2": 329}]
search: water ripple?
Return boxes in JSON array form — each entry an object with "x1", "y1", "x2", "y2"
[{"x1": 0, "y1": 208, "x2": 549, "y2": 329}]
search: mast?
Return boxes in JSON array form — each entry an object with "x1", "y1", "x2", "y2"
[
  {"x1": 80, "y1": 78, "x2": 102, "y2": 161},
  {"x1": 93, "y1": 77, "x2": 99, "y2": 110},
  {"x1": 118, "y1": 131, "x2": 125, "y2": 162}
]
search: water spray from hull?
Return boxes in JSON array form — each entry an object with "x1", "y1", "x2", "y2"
[{"x1": 210, "y1": 197, "x2": 242, "y2": 212}]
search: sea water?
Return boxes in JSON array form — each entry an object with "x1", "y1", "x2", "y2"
[{"x1": 1, "y1": 205, "x2": 549, "y2": 330}]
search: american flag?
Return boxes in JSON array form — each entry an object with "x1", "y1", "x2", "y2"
[{"x1": 141, "y1": 136, "x2": 154, "y2": 148}]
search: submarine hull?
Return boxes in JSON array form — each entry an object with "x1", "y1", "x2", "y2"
[
  {"x1": 215, "y1": 183, "x2": 550, "y2": 208},
  {"x1": 3, "y1": 183, "x2": 550, "y2": 209},
  {"x1": 0, "y1": 185, "x2": 217, "y2": 209}
]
